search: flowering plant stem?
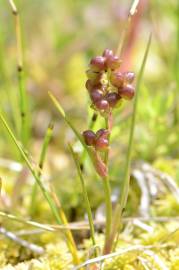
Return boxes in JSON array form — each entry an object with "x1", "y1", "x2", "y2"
[
  {"x1": 108, "y1": 34, "x2": 152, "y2": 254},
  {"x1": 103, "y1": 116, "x2": 112, "y2": 254},
  {"x1": 102, "y1": 176, "x2": 112, "y2": 252}
]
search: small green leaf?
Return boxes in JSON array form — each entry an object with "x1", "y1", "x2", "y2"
[{"x1": 48, "y1": 91, "x2": 101, "y2": 176}]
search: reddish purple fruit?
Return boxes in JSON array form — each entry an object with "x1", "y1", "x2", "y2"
[
  {"x1": 110, "y1": 71, "x2": 124, "y2": 88},
  {"x1": 90, "y1": 56, "x2": 106, "y2": 71},
  {"x1": 118, "y1": 84, "x2": 135, "y2": 100},
  {"x1": 95, "y1": 137, "x2": 109, "y2": 151},
  {"x1": 105, "y1": 92, "x2": 120, "y2": 107},
  {"x1": 102, "y1": 48, "x2": 114, "y2": 59},
  {"x1": 106, "y1": 55, "x2": 121, "y2": 70},
  {"x1": 83, "y1": 130, "x2": 96, "y2": 146},
  {"x1": 85, "y1": 80, "x2": 101, "y2": 92},
  {"x1": 96, "y1": 128, "x2": 109, "y2": 139},
  {"x1": 90, "y1": 89, "x2": 103, "y2": 102},
  {"x1": 95, "y1": 99, "x2": 109, "y2": 111},
  {"x1": 124, "y1": 72, "x2": 135, "y2": 83}
]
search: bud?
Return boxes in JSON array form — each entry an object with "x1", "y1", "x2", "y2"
[
  {"x1": 86, "y1": 69, "x2": 102, "y2": 84},
  {"x1": 102, "y1": 48, "x2": 114, "y2": 59},
  {"x1": 106, "y1": 55, "x2": 122, "y2": 70},
  {"x1": 124, "y1": 72, "x2": 135, "y2": 83},
  {"x1": 95, "y1": 99, "x2": 109, "y2": 111},
  {"x1": 90, "y1": 56, "x2": 106, "y2": 71},
  {"x1": 118, "y1": 84, "x2": 135, "y2": 100},
  {"x1": 83, "y1": 130, "x2": 96, "y2": 146},
  {"x1": 95, "y1": 137, "x2": 109, "y2": 151},
  {"x1": 105, "y1": 92, "x2": 120, "y2": 107},
  {"x1": 85, "y1": 79, "x2": 101, "y2": 92},
  {"x1": 90, "y1": 89, "x2": 103, "y2": 103},
  {"x1": 110, "y1": 71, "x2": 124, "y2": 88},
  {"x1": 96, "y1": 128, "x2": 109, "y2": 139}
]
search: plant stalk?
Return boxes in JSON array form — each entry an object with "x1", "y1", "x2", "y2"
[
  {"x1": 103, "y1": 115, "x2": 112, "y2": 254},
  {"x1": 108, "y1": 33, "x2": 152, "y2": 254},
  {"x1": 8, "y1": 0, "x2": 29, "y2": 147},
  {"x1": 69, "y1": 145, "x2": 96, "y2": 249},
  {"x1": 30, "y1": 122, "x2": 53, "y2": 217}
]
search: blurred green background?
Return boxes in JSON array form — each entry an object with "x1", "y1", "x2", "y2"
[{"x1": 0, "y1": 0, "x2": 179, "y2": 220}]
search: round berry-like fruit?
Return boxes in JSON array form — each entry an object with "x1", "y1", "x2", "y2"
[
  {"x1": 96, "y1": 128, "x2": 109, "y2": 139},
  {"x1": 90, "y1": 89, "x2": 103, "y2": 103},
  {"x1": 90, "y1": 56, "x2": 106, "y2": 71},
  {"x1": 102, "y1": 48, "x2": 114, "y2": 59},
  {"x1": 124, "y1": 72, "x2": 135, "y2": 83},
  {"x1": 105, "y1": 92, "x2": 120, "y2": 107},
  {"x1": 110, "y1": 71, "x2": 124, "y2": 87},
  {"x1": 85, "y1": 80, "x2": 101, "y2": 92},
  {"x1": 106, "y1": 55, "x2": 121, "y2": 70},
  {"x1": 83, "y1": 130, "x2": 96, "y2": 146},
  {"x1": 95, "y1": 99, "x2": 109, "y2": 111},
  {"x1": 118, "y1": 84, "x2": 135, "y2": 100},
  {"x1": 95, "y1": 137, "x2": 108, "y2": 151}
]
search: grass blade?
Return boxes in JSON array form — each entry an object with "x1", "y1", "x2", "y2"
[
  {"x1": 30, "y1": 122, "x2": 54, "y2": 217},
  {"x1": 8, "y1": 0, "x2": 30, "y2": 146},
  {"x1": 48, "y1": 91, "x2": 84, "y2": 145},
  {"x1": 0, "y1": 112, "x2": 80, "y2": 264},
  {"x1": 50, "y1": 187, "x2": 80, "y2": 264},
  {"x1": 69, "y1": 144, "x2": 96, "y2": 248},
  {"x1": 119, "y1": 33, "x2": 152, "y2": 210},
  {"x1": 48, "y1": 91, "x2": 99, "y2": 174},
  {"x1": 0, "y1": 211, "x2": 55, "y2": 231},
  {"x1": 0, "y1": 111, "x2": 61, "y2": 224},
  {"x1": 109, "y1": 33, "x2": 152, "y2": 252}
]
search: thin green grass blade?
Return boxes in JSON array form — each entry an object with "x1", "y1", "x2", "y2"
[
  {"x1": 48, "y1": 91, "x2": 97, "y2": 171},
  {"x1": 173, "y1": 1, "x2": 179, "y2": 123},
  {"x1": 8, "y1": 0, "x2": 30, "y2": 147},
  {"x1": 108, "y1": 33, "x2": 152, "y2": 253},
  {"x1": 119, "y1": 33, "x2": 152, "y2": 210},
  {"x1": 30, "y1": 122, "x2": 54, "y2": 217},
  {"x1": 0, "y1": 211, "x2": 55, "y2": 232},
  {"x1": 0, "y1": 112, "x2": 80, "y2": 264},
  {"x1": 0, "y1": 112, "x2": 61, "y2": 224},
  {"x1": 0, "y1": 211, "x2": 89, "y2": 232},
  {"x1": 48, "y1": 92, "x2": 83, "y2": 144},
  {"x1": 68, "y1": 144, "x2": 96, "y2": 249}
]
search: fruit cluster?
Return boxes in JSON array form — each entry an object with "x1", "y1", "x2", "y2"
[
  {"x1": 83, "y1": 129, "x2": 109, "y2": 152},
  {"x1": 85, "y1": 49, "x2": 135, "y2": 115}
]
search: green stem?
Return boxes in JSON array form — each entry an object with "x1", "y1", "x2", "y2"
[
  {"x1": 69, "y1": 144, "x2": 96, "y2": 249},
  {"x1": 173, "y1": 1, "x2": 179, "y2": 123},
  {"x1": 30, "y1": 122, "x2": 53, "y2": 217},
  {"x1": 8, "y1": 0, "x2": 30, "y2": 147},
  {"x1": 109, "y1": 34, "x2": 152, "y2": 253},
  {"x1": 48, "y1": 91, "x2": 99, "y2": 174},
  {"x1": 103, "y1": 116, "x2": 112, "y2": 254},
  {"x1": 18, "y1": 67, "x2": 29, "y2": 147},
  {"x1": 119, "y1": 34, "x2": 152, "y2": 212},
  {"x1": 102, "y1": 175, "x2": 112, "y2": 253}
]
